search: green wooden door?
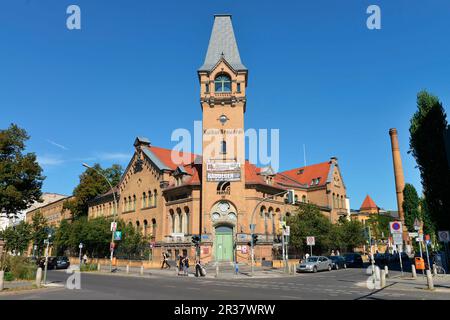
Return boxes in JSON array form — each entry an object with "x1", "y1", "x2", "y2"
[{"x1": 215, "y1": 227, "x2": 233, "y2": 261}]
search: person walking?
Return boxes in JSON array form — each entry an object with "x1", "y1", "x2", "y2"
[
  {"x1": 83, "y1": 254, "x2": 88, "y2": 264},
  {"x1": 336, "y1": 250, "x2": 340, "y2": 256},
  {"x1": 331, "y1": 250, "x2": 335, "y2": 256},
  {"x1": 183, "y1": 256, "x2": 189, "y2": 276},
  {"x1": 161, "y1": 252, "x2": 170, "y2": 269},
  {"x1": 178, "y1": 255, "x2": 184, "y2": 276},
  {"x1": 305, "y1": 252, "x2": 310, "y2": 260}
]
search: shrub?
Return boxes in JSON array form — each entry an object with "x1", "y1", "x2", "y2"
[
  {"x1": 0, "y1": 255, "x2": 37, "y2": 280},
  {"x1": 4, "y1": 272, "x2": 15, "y2": 281},
  {"x1": 80, "y1": 263, "x2": 97, "y2": 272}
]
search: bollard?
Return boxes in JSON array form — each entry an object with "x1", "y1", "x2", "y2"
[
  {"x1": 126, "y1": 265, "x2": 129, "y2": 274},
  {"x1": 433, "y1": 264, "x2": 437, "y2": 276},
  {"x1": 426, "y1": 269, "x2": 434, "y2": 290},
  {"x1": 0, "y1": 270, "x2": 4, "y2": 291},
  {"x1": 384, "y1": 265, "x2": 389, "y2": 278},
  {"x1": 140, "y1": 265, "x2": 144, "y2": 276},
  {"x1": 36, "y1": 267, "x2": 42, "y2": 288},
  {"x1": 97, "y1": 263, "x2": 101, "y2": 271},
  {"x1": 411, "y1": 265, "x2": 417, "y2": 279},
  {"x1": 380, "y1": 270, "x2": 386, "y2": 288}
]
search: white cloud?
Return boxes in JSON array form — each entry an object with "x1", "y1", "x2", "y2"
[
  {"x1": 46, "y1": 139, "x2": 69, "y2": 151},
  {"x1": 95, "y1": 152, "x2": 131, "y2": 161},
  {"x1": 37, "y1": 155, "x2": 65, "y2": 166}
]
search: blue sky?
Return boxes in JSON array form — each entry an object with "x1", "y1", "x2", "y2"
[{"x1": 1, "y1": 0, "x2": 449, "y2": 210}]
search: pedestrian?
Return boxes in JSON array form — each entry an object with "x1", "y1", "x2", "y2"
[
  {"x1": 161, "y1": 251, "x2": 170, "y2": 269},
  {"x1": 178, "y1": 255, "x2": 184, "y2": 275},
  {"x1": 183, "y1": 256, "x2": 189, "y2": 276},
  {"x1": 336, "y1": 250, "x2": 340, "y2": 256},
  {"x1": 305, "y1": 252, "x2": 310, "y2": 260},
  {"x1": 83, "y1": 254, "x2": 88, "y2": 264},
  {"x1": 331, "y1": 250, "x2": 335, "y2": 256}
]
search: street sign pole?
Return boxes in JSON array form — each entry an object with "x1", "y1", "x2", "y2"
[{"x1": 310, "y1": 245, "x2": 312, "y2": 256}]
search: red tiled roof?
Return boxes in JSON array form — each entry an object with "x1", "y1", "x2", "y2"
[
  {"x1": 278, "y1": 162, "x2": 331, "y2": 188},
  {"x1": 360, "y1": 195, "x2": 378, "y2": 210},
  {"x1": 147, "y1": 146, "x2": 198, "y2": 170}
]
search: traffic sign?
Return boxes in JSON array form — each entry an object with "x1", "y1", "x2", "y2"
[
  {"x1": 306, "y1": 236, "x2": 315, "y2": 246},
  {"x1": 114, "y1": 231, "x2": 122, "y2": 241},
  {"x1": 110, "y1": 222, "x2": 117, "y2": 232},
  {"x1": 408, "y1": 232, "x2": 418, "y2": 237},
  {"x1": 390, "y1": 221, "x2": 402, "y2": 234},
  {"x1": 413, "y1": 218, "x2": 421, "y2": 231},
  {"x1": 438, "y1": 231, "x2": 449, "y2": 242},
  {"x1": 283, "y1": 226, "x2": 290, "y2": 236},
  {"x1": 392, "y1": 233, "x2": 403, "y2": 245}
]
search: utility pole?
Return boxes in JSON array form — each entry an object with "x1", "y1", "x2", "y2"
[{"x1": 42, "y1": 233, "x2": 51, "y2": 285}]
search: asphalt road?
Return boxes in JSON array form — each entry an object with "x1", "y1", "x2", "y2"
[{"x1": 1, "y1": 268, "x2": 449, "y2": 300}]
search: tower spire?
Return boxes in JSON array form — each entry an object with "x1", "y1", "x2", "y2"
[{"x1": 198, "y1": 14, "x2": 247, "y2": 72}]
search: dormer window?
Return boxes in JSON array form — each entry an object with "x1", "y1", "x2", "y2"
[{"x1": 215, "y1": 74, "x2": 231, "y2": 92}]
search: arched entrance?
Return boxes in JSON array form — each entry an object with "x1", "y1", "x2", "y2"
[{"x1": 214, "y1": 225, "x2": 233, "y2": 262}]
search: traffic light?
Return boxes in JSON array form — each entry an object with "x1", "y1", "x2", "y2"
[
  {"x1": 247, "y1": 234, "x2": 259, "y2": 247},
  {"x1": 286, "y1": 189, "x2": 295, "y2": 204},
  {"x1": 192, "y1": 235, "x2": 200, "y2": 246},
  {"x1": 252, "y1": 234, "x2": 258, "y2": 245}
]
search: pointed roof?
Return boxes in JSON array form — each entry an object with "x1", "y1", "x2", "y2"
[
  {"x1": 198, "y1": 14, "x2": 247, "y2": 72},
  {"x1": 360, "y1": 195, "x2": 378, "y2": 211}
]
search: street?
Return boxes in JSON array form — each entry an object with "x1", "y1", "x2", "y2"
[{"x1": 1, "y1": 267, "x2": 449, "y2": 300}]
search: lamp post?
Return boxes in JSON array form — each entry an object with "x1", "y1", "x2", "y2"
[
  {"x1": 249, "y1": 190, "x2": 290, "y2": 276},
  {"x1": 82, "y1": 163, "x2": 118, "y2": 272}
]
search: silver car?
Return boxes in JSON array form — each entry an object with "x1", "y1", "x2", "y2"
[{"x1": 297, "y1": 256, "x2": 332, "y2": 273}]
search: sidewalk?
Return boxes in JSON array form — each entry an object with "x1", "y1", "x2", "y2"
[{"x1": 90, "y1": 263, "x2": 294, "y2": 279}]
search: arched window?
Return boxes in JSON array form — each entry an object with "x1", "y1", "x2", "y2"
[
  {"x1": 128, "y1": 196, "x2": 132, "y2": 211},
  {"x1": 177, "y1": 208, "x2": 182, "y2": 234},
  {"x1": 153, "y1": 189, "x2": 157, "y2": 207},
  {"x1": 302, "y1": 195, "x2": 307, "y2": 203},
  {"x1": 133, "y1": 195, "x2": 136, "y2": 211},
  {"x1": 170, "y1": 210, "x2": 175, "y2": 233},
  {"x1": 136, "y1": 220, "x2": 140, "y2": 232},
  {"x1": 184, "y1": 207, "x2": 190, "y2": 235},
  {"x1": 214, "y1": 74, "x2": 231, "y2": 92},
  {"x1": 220, "y1": 140, "x2": 227, "y2": 154},
  {"x1": 152, "y1": 218, "x2": 157, "y2": 238},
  {"x1": 143, "y1": 219, "x2": 148, "y2": 237},
  {"x1": 148, "y1": 191, "x2": 153, "y2": 206},
  {"x1": 142, "y1": 192, "x2": 147, "y2": 208}
]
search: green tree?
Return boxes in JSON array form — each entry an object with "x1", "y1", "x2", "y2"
[
  {"x1": 116, "y1": 221, "x2": 146, "y2": 259},
  {"x1": 0, "y1": 124, "x2": 45, "y2": 216},
  {"x1": 367, "y1": 214, "x2": 393, "y2": 240},
  {"x1": 402, "y1": 183, "x2": 421, "y2": 232},
  {"x1": 287, "y1": 204, "x2": 334, "y2": 255},
  {"x1": 53, "y1": 219, "x2": 72, "y2": 256},
  {"x1": 409, "y1": 91, "x2": 450, "y2": 230},
  {"x1": 64, "y1": 164, "x2": 122, "y2": 219},
  {"x1": 0, "y1": 222, "x2": 32, "y2": 255},
  {"x1": 30, "y1": 211, "x2": 49, "y2": 256},
  {"x1": 336, "y1": 219, "x2": 365, "y2": 252}
]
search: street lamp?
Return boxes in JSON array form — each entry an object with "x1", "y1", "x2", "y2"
[{"x1": 82, "y1": 163, "x2": 118, "y2": 272}]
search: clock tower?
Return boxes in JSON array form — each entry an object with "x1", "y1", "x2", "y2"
[{"x1": 198, "y1": 15, "x2": 248, "y2": 262}]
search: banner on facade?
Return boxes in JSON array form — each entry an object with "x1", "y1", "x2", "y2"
[{"x1": 206, "y1": 161, "x2": 241, "y2": 182}]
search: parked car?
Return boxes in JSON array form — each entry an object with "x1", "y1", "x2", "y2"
[
  {"x1": 328, "y1": 256, "x2": 347, "y2": 270},
  {"x1": 55, "y1": 256, "x2": 70, "y2": 269},
  {"x1": 38, "y1": 256, "x2": 57, "y2": 269},
  {"x1": 297, "y1": 256, "x2": 332, "y2": 273},
  {"x1": 343, "y1": 253, "x2": 364, "y2": 268}
]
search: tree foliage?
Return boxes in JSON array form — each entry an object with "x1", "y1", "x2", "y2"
[
  {"x1": 0, "y1": 221, "x2": 32, "y2": 254},
  {"x1": 64, "y1": 164, "x2": 122, "y2": 219},
  {"x1": 287, "y1": 204, "x2": 365, "y2": 255},
  {"x1": 409, "y1": 91, "x2": 450, "y2": 230},
  {"x1": 0, "y1": 124, "x2": 45, "y2": 215},
  {"x1": 402, "y1": 183, "x2": 421, "y2": 232},
  {"x1": 30, "y1": 211, "x2": 49, "y2": 256}
]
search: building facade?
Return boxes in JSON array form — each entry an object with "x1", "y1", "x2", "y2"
[
  {"x1": 87, "y1": 15, "x2": 349, "y2": 263},
  {"x1": 26, "y1": 195, "x2": 74, "y2": 227}
]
